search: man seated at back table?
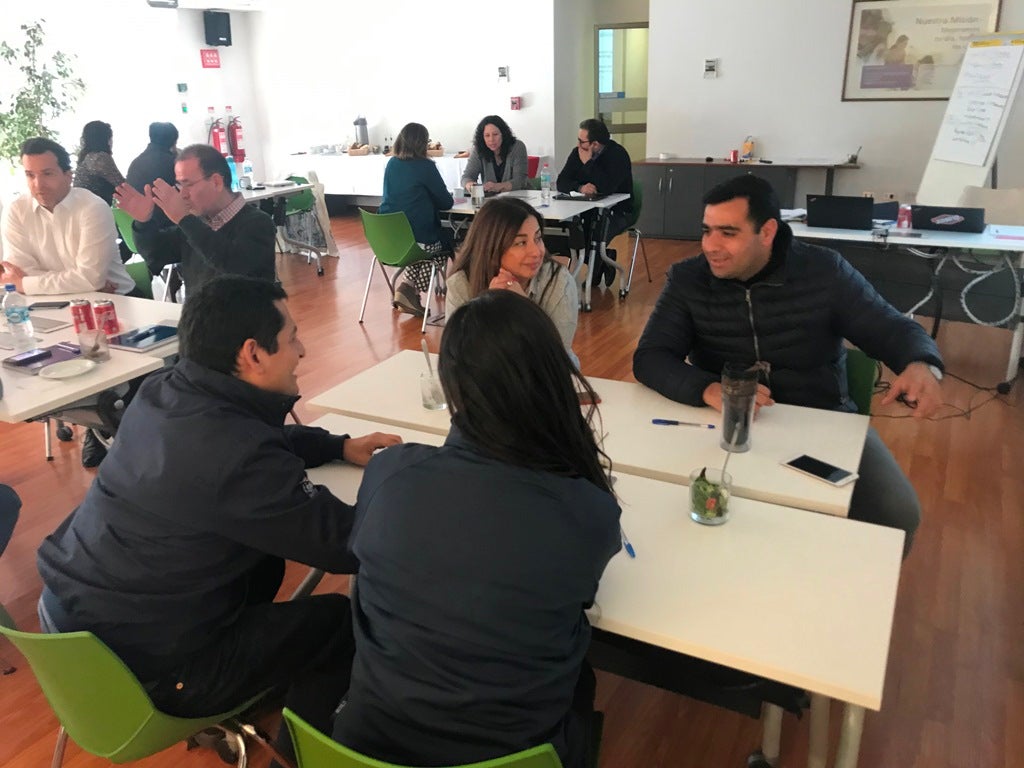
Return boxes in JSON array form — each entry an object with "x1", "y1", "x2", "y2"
[
  {"x1": 37, "y1": 276, "x2": 400, "y2": 762},
  {"x1": 114, "y1": 143, "x2": 276, "y2": 299},
  {"x1": 634, "y1": 175, "x2": 943, "y2": 557}
]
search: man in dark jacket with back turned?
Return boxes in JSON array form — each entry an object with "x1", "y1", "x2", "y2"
[
  {"x1": 115, "y1": 143, "x2": 276, "y2": 298},
  {"x1": 634, "y1": 175, "x2": 943, "y2": 556},
  {"x1": 37, "y1": 276, "x2": 400, "y2": 759}
]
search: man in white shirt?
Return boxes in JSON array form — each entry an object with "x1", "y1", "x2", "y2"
[{"x1": 0, "y1": 138, "x2": 136, "y2": 296}]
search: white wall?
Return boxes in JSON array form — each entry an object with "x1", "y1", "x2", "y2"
[
  {"x1": 249, "y1": 0, "x2": 556, "y2": 178},
  {"x1": 647, "y1": 0, "x2": 1024, "y2": 203}
]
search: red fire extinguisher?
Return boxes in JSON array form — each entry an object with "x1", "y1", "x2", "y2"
[
  {"x1": 227, "y1": 115, "x2": 246, "y2": 163},
  {"x1": 207, "y1": 106, "x2": 228, "y2": 156}
]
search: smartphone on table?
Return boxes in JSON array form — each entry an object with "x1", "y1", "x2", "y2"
[
  {"x1": 29, "y1": 301, "x2": 71, "y2": 310},
  {"x1": 781, "y1": 454, "x2": 858, "y2": 487}
]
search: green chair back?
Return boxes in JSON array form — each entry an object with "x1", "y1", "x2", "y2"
[
  {"x1": 845, "y1": 347, "x2": 877, "y2": 416},
  {"x1": 112, "y1": 207, "x2": 138, "y2": 255},
  {"x1": 359, "y1": 209, "x2": 431, "y2": 269},
  {"x1": 283, "y1": 708, "x2": 563, "y2": 768},
  {"x1": 124, "y1": 260, "x2": 154, "y2": 300},
  {"x1": 286, "y1": 175, "x2": 316, "y2": 216},
  {"x1": 0, "y1": 607, "x2": 260, "y2": 764},
  {"x1": 625, "y1": 179, "x2": 643, "y2": 231}
]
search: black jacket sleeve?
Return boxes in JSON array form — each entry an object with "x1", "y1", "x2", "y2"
[
  {"x1": 556, "y1": 148, "x2": 584, "y2": 193},
  {"x1": 133, "y1": 219, "x2": 184, "y2": 274},
  {"x1": 285, "y1": 424, "x2": 348, "y2": 468}
]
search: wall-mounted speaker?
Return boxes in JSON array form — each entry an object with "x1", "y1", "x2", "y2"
[{"x1": 204, "y1": 10, "x2": 232, "y2": 46}]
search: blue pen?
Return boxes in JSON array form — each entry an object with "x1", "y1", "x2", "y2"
[
  {"x1": 652, "y1": 418, "x2": 716, "y2": 429},
  {"x1": 620, "y1": 525, "x2": 636, "y2": 558}
]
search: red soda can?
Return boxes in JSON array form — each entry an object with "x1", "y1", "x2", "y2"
[
  {"x1": 897, "y1": 204, "x2": 912, "y2": 229},
  {"x1": 729, "y1": 149, "x2": 739, "y2": 163},
  {"x1": 92, "y1": 300, "x2": 120, "y2": 336},
  {"x1": 70, "y1": 299, "x2": 95, "y2": 333}
]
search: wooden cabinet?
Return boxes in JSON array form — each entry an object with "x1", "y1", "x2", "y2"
[{"x1": 634, "y1": 160, "x2": 799, "y2": 240}]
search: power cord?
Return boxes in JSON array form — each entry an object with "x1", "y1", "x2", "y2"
[{"x1": 871, "y1": 366, "x2": 1014, "y2": 421}]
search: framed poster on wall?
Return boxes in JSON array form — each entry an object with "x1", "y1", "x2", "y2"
[{"x1": 842, "y1": 0, "x2": 1002, "y2": 100}]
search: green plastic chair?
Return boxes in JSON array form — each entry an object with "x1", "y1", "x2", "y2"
[
  {"x1": 0, "y1": 606, "x2": 266, "y2": 767},
  {"x1": 845, "y1": 347, "x2": 878, "y2": 416},
  {"x1": 124, "y1": 260, "x2": 154, "y2": 300},
  {"x1": 112, "y1": 206, "x2": 138, "y2": 255},
  {"x1": 621, "y1": 179, "x2": 651, "y2": 299},
  {"x1": 283, "y1": 708, "x2": 564, "y2": 768},
  {"x1": 358, "y1": 208, "x2": 440, "y2": 334},
  {"x1": 276, "y1": 175, "x2": 326, "y2": 276}
]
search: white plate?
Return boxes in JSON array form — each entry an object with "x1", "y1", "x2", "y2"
[{"x1": 39, "y1": 358, "x2": 97, "y2": 380}]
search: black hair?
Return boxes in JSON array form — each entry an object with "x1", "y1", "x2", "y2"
[
  {"x1": 440, "y1": 290, "x2": 613, "y2": 494},
  {"x1": 579, "y1": 118, "x2": 610, "y2": 145},
  {"x1": 472, "y1": 115, "x2": 516, "y2": 163},
  {"x1": 77, "y1": 121, "x2": 113, "y2": 162},
  {"x1": 20, "y1": 137, "x2": 71, "y2": 172},
  {"x1": 702, "y1": 174, "x2": 781, "y2": 232},
  {"x1": 149, "y1": 122, "x2": 179, "y2": 149},
  {"x1": 177, "y1": 143, "x2": 232, "y2": 188},
  {"x1": 179, "y1": 276, "x2": 287, "y2": 375}
]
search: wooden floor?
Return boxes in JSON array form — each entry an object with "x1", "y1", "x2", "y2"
[{"x1": 1, "y1": 213, "x2": 1022, "y2": 768}]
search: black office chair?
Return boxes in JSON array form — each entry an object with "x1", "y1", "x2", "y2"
[{"x1": 0, "y1": 484, "x2": 22, "y2": 675}]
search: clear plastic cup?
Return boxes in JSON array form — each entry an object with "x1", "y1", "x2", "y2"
[
  {"x1": 690, "y1": 467, "x2": 732, "y2": 525},
  {"x1": 78, "y1": 328, "x2": 111, "y2": 362},
  {"x1": 420, "y1": 372, "x2": 447, "y2": 410},
  {"x1": 720, "y1": 362, "x2": 758, "y2": 452}
]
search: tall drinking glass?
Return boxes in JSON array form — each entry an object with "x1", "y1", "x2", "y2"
[{"x1": 720, "y1": 362, "x2": 758, "y2": 452}]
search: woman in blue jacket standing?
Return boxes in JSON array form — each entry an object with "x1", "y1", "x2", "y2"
[{"x1": 379, "y1": 122, "x2": 453, "y2": 316}]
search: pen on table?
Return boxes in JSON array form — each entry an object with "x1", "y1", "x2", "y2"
[
  {"x1": 651, "y1": 418, "x2": 716, "y2": 429},
  {"x1": 620, "y1": 525, "x2": 636, "y2": 558}
]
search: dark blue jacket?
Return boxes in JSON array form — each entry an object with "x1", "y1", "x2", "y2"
[
  {"x1": 333, "y1": 429, "x2": 621, "y2": 768},
  {"x1": 633, "y1": 224, "x2": 943, "y2": 411},
  {"x1": 37, "y1": 359, "x2": 356, "y2": 677},
  {"x1": 379, "y1": 157, "x2": 454, "y2": 245}
]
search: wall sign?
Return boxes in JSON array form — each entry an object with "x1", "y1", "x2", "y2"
[{"x1": 200, "y1": 49, "x2": 221, "y2": 69}]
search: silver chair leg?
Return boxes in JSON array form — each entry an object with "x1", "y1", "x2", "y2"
[
  {"x1": 422, "y1": 264, "x2": 438, "y2": 334},
  {"x1": 51, "y1": 725, "x2": 68, "y2": 768},
  {"x1": 834, "y1": 704, "x2": 866, "y2": 768},
  {"x1": 289, "y1": 567, "x2": 325, "y2": 600},
  {"x1": 760, "y1": 702, "x2": 783, "y2": 766},
  {"x1": 43, "y1": 418, "x2": 53, "y2": 461},
  {"x1": 808, "y1": 693, "x2": 830, "y2": 768},
  {"x1": 358, "y1": 258, "x2": 376, "y2": 324}
]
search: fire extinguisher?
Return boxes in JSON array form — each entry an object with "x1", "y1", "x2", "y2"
[
  {"x1": 207, "y1": 106, "x2": 228, "y2": 156},
  {"x1": 227, "y1": 115, "x2": 246, "y2": 162}
]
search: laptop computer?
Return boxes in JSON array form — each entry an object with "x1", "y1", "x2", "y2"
[
  {"x1": 806, "y1": 195, "x2": 874, "y2": 230},
  {"x1": 910, "y1": 205, "x2": 985, "y2": 233}
]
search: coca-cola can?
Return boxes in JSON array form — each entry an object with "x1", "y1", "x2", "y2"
[
  {"x1": 92, "y1": 300, "x2": 120, "y2": 337},
  {"x1": 70, "y1": 299, "x2": 95, "y2": 334},
  {"x1": 729, "y1": 149, "x2": 739, "y2": 163}
]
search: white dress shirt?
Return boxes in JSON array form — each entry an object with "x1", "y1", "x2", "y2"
[{"x1": 0, "y1": 188, "x2": 135, "y2": 295}]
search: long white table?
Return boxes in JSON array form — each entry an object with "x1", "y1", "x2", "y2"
[
  {"x1": 791, "y1": 221, "x2": 1024, "y2": 391},
  {"x1": 309, "y1": 350, "x2": 869, "y2": 517},
  {"x1": 304, "y1": 412, "x2": 902, "y2": 768},
  {"x1": 291, "y1": 153, "x2": 469, "y2": 197},
  {"x1": 0, "y1": 292, "x2": 182, "y2": 424}
]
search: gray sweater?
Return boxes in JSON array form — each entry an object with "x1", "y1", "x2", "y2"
[{"x1": 460, "y1": 138, "x2": 529, "y2": 190}]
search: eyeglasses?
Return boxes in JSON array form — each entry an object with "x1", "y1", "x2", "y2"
[
  {"x1": 577, "y1": 138, "x2": 591, "y2": 146},
  {"x1": 177, "y1": 175, "x2": 211, "y2": 190}
]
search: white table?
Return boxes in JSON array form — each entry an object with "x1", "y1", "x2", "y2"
[
  {"x1": 790, "y1": 222, "x2": 1024, "y2": 390},
  {"x1": 303, "y1": 411, "x2": 902, "y2": 768},
  {"x1": 309, "y1": 350, "x2": 869, "y2": 517},
  {"x1": 444, "y1": 191, "x2": 632, "y2": 311},
  {"x1": 291, "y1": 153, "x2": 469, "y2": 197}
]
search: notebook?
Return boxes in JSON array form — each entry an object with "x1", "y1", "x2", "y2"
[
  {"x1": 910, "y1": 205, "x2": 985, "y2": 233},
  {"x1": 806, "y1": 195, "x2": 874, "y2": 230}
]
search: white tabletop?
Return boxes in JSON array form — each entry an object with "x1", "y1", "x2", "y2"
[
  {"x1": 308, "y1": 351, "x2": 869, "y2": 517},
  {"x1": 593, "y1": 471, "x2": 903, "y2": 710},
  {"x1": 0, "y1": 292, "x2": 182, "y2": 423},
  {"x1": 446, "y1": 191, "x2": 630, "y2": 223},
  {"x1": 790, "y1": 221, "x2": 1024, "y2": 252},
  {"x1": 241, "y1": 182, "x2": 313, "y2": 203}
]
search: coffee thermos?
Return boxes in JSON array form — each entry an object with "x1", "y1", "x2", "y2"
[{"x1": 353, "y1": 116, "x2": 369, "y2": 147}]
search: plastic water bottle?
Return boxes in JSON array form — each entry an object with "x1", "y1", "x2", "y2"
[
  {"x1": 540, "y1": 163, "x2": 551, "y2": 206},
  {"x1": 227, "y1": 157, "x2": 239, "y2": 192},
  {"x1": 3, "y1": 284, "x2": 35, "y2": 351},
  {"x1": 241, "y1": 157, "x2": 255, "y2": 188}
]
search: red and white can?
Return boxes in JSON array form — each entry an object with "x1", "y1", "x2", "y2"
[
  {"x1": 92, "y1": 300, "x2": 119, "y2": 337},
  {"x1": 729, "y1": 149, "x2": 739, "y2": 164},
  {"x1": 896, "y1": 204, "x2": 913, "y2": 229},
  {"x1": 70, "y1": 299, "x2": 95, "y2": 334}
]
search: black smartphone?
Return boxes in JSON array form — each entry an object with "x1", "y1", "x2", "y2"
[
  {"x1": 781, "y1": 454, "x2": 858, "y2": 487},
  {"x1": 29, "y1": 301, "x2": 71, "y2": 310},
  {"x1": 4, "y1": 348, "x2": 52, "y2": 366}
]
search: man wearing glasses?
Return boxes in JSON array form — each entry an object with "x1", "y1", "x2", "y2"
[
  {"x1": 115, "y1": 143, "x2": 275, "y2": 298},
  {"x1": 556, "y1": 118, "x2": 633, "y2": 287}
]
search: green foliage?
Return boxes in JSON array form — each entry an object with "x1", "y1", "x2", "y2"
[{"x1": 0, "y1": 19, "x2": 85, "y2": 162}]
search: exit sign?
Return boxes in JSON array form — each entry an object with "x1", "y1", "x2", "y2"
[{"x1": 200, "y1": 49, "x2": 221, "y2": 68}]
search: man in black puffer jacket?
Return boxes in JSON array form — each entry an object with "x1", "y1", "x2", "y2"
[{"x1": 634, "y1": 175, "x2": 943, "y2": 556}]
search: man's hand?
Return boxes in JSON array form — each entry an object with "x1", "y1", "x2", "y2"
[
  {"x1": 113, "y1": 183, "x2": 156, "y2": 223},
  {"x1": 488, "y1": 267, "x2": 526, "y2": 295},
  {"x1": 150, "y1": 178, "x2": 191, "y2": 224},
  {"x1": 0, "y1": 261, "x2": 25, "y2": 292},
  {"x1": 702, "y1": 381, "x2": 775, "y2": 413},
  {"x1": 579, "y1": 183, "x2": 598, "y2": 196},
  {"x1": 881, "y1": 362, "x2": 942, "y2": 418},
  {"x1": 342, "y1": 431, "x2": 402, "y2": 466}
]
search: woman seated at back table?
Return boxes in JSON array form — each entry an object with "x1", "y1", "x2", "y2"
[
  {"x1": 380, "y1": 121, "x2": 454, "y2": 317},
  {"x1": 446, "y1": 197, "x2": 580, "y2": 364},
  {"x1": 460, "y1": 114, "x2": 529, "y2": 194},
  {"x1": 332, "y1": 290, "x2": 621, "y2": 768}
]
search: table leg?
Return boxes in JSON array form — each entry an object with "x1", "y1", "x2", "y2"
[
  {"x1": 834, "y1": 703, "x2": 866, "y2": 768},
  {"x1": 289, "y1": 567, "x2": 325, "y2": 600},
  {"x1": 825, "y1": 168, "x2": 836, "y2": 196},
  {"x1": 808, "y1": 693, "x2": 830, "y2": 768},
  {"x1": 760, "y1": 702, "x2": 783, "y2": 765},
  {"x1": 1000, "y1": 254, "x2": 1024, "y2": 393}
]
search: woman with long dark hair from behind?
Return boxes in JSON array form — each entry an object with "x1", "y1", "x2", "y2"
[
  {"x1": 460, "y1": 114, "x2": 528, "y2": 193},
  {"x1": 333, "y1": 290, "x2": 620, "y2": 768},
  {"x1": 447, "y1": 196, "x2": 579, "y2": 364},
  {"x1": 74, "y1": 120, "x2": 131, "y2": 262}
]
